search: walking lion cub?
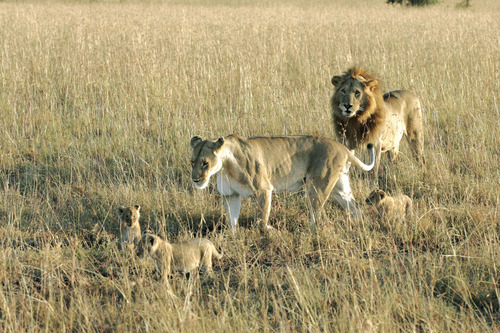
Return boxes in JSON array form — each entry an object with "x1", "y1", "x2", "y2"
[
  {"x1": 137, "y1": 233, "x2": 222, "y2": 283},
  {"x1": 365, "y1": 189, "x2": 413, "y2": 220}
]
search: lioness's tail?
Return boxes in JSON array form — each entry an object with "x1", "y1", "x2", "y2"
[{"x1": 346, "y1": 144, "x2": 375, "y2": 171}]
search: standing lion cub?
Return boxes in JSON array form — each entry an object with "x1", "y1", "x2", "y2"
[
  {"x1": 137, "y1": 233, "x2": 222, "y2": 284},
  {"x1": 118, "y1": 205, "x2": 141, "y2": 251},
  {"x1": 365, "y1": 189, "x2": 413, "y2": 220}
]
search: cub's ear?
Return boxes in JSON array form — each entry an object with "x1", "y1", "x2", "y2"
[
  {"x1": 190, "y1": 136, "x2": 203, "y2": 149},
  {"x1": 214, "y1": 137, "x2": 225, "y2": 150},
  {"x1": 118, "y1": 206, "x2": 125, "y2": 214},
  {"x1": 148, "y1": 235, "x2": 155, "y2": 246},
  {"x1": 331, "y1": 75, "x2": 343, "y2": 87},
  {"x1": 379, "y1": 190, "x2": 386, "y2": 199},
  {"x1": 134, "y1": 205, "x2": 141, "y2": 211},
  {"x1": 366, "y1": 79, "x2": 379, "y2": 92}
]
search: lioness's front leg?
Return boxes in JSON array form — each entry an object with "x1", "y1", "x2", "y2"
[
  {"x1": 255, "y1": 189, "x2": 273, "y2": 231},
  {"x1": 223, "y1": 195, "x2": 241, "y2": 233}
]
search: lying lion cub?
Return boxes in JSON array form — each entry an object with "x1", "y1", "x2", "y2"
[
  {"x1": 365, "y1": 189, "x2": 412, "y2": 220},
  {"x1": 137, "y1": 233, "x2": 222, "y2": 283},
  {"x1": 190, "y1": 134, "x2": 375, "y2": 232},
  {"x1": 118, "y1": 205, "x2": 141, "y2": 251}
]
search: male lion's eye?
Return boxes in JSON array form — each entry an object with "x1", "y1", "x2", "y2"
[
  {"x1": 355, "y1": 91, "x2": 360, "y2": 98},
  {"x1": 202, "y1": 162, "x2": 209, "y2": 169},
  {"x1": 190, "y1": 161, "x2": 194, "y2": 167},
  {"x1": 341, "y1": 89, "x2": 346, "y2": 94}
]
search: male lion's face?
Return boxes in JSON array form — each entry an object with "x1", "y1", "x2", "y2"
[
  {"x1": 118, "y1": 205, "x2": 141, "y2": 227},
  {"x1": 365, "y1": 189, "x2": 386, "y2": 205},
  {"x1": 190, "y1": 136, "x2": 225, "y2": 190},
  {"x1": 331, "y1": 75, "x2": 378, "y2": 119}
]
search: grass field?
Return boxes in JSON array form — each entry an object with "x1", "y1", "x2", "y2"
[{"x1": 0, "y1": 0, "x2": 499, "y2": 331}]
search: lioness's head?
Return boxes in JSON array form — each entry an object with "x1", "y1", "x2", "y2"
[
  {"x1": 136, "y1": 233, "x2": 159, "y2": 257},
  {"x1": 331, "y1": 67, "x2": 380, "y2": 119},
  {"x1": 118, "y1": 205, "x2": 141, "y2": 227},
  {"x1": 365, "y1": 189, "x2": 387, "y2": 205},
  {"x1": 190, "y1": 136, "x2": 225, "y2": 189}
]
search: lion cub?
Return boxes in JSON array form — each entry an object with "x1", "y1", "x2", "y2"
[
  {"x1": 118, "y1": 205, "x2": 141, "y2": 251},
  {"x1": 137, "y1": 233, "x2": 222, "y2": 283},
  {"x1": 365, "y1": 189, "x2": 412, "y2": 220}
]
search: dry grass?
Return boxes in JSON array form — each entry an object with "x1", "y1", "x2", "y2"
[{"x1": 0, "y1": 0, "x2": 499, "y2": 331}]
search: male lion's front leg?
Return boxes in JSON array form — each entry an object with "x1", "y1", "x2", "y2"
[
  {"x1": 223, "y1": 195, "x2": 241, "y2": 233},
  {"x1": 255, "y1": 189, "x2": 273, "y2": 231}
]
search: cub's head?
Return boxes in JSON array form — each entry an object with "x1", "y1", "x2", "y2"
[
  {"x1": 118, "y1": 205, "x2": 141, "y2": 227},
  {"x1": 331, "y1": 67, "x2": 380, "y2": 120},
  {"x1": 365, "y1": 189, "x2": 387, "y2": 205},
  {"x1": 136, "y1": 233, "x2": 159, "y2": 257},
  {"x1": 190, "y1": 136, "x2": 225, "y2": 189}
]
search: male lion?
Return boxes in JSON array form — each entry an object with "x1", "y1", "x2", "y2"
[
  {"x1": 365, "y1": 188, "x2": 413, "y2": 220},
  {"x1": 190, "y1": 134, "x2": 375, "y2": 232},
  {"x1": 118, "y1": 205, "x2": 141, "y2": 251},
  {"x1": 330, "y1": 67, "x2": 424, "y2": 179},
  {"x1": 137, "y1": 233, "x2": 222, "y2": 283}
]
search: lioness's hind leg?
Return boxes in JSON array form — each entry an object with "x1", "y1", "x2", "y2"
[
  {"x1": 305, "y1": 170, "x2": 341, "y2": 229},
  {"x1": 255, "y1": 189, "x2": 273, "y2": 231},
  {"x1": 201, "y1": 248, "x2": 213, "y2": 273}
]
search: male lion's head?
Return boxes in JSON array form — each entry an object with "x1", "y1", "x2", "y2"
[
  {"x1": 330, "y1": 67, "x2": 386, "y2": 148},
  {"x1": 190, "y1": 136, "x2": 225, "y2": 190},
  {"x1": 331, "y1": 67, "x2": 380, "y2": 120}
]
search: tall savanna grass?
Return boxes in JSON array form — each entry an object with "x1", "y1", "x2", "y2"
[{"x1": 0, "y1": 0, "x2": 498, "y2": 331}]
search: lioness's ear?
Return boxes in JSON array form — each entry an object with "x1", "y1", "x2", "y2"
[
  {"x1": 366, "y1": 79, "x2": 378, "y2": 92},
  {"x1": 134, "y1": 205, "x2": 141, "y2": 212},
  {"x1": 331, "y1": 75, "x2": 343, "y2": 87},
  {"x1": 214, "y1": 137, "x2": 225, "y2": 150},
  {"x1": 190, "y1": 136, "x2": 203, "y2": 149}
]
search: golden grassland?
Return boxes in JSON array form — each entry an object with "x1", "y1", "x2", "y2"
[{"x1": 0, "y1": 0, "x2": 499, "y2": 331}]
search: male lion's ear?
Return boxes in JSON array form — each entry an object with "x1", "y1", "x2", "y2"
[
  {"x1": 190, "y1": 136, "x2": 203, "y2": 149},
  {"x1": 331, "y1": 75, "x2": 343, "y2": 87},
  {"x1": 366, "y1": 79, "x2": 379, "y2": 92}
]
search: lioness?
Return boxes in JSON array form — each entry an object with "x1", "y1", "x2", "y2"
[
  {"x1": 330, "y1": 67, "x2": 424, "y2": 179},
  {"x1": 118, "y1": 205, "x2": 141, "y2": 251},
  {"x1": 137, "y1": 233, "x2": 222, "y2": 283},
  {"x1": 365, "y1": 188, "x2": 413, "y2": 220},
  {"x1": 190, "y1": 134, "x2": 375, "y2": 232}
]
